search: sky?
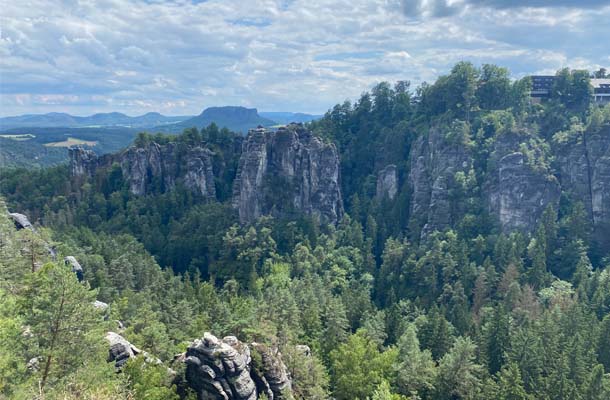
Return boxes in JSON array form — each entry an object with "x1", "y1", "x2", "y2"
[{"x1": 1, "y1": 0, "x2": 610, "y2": 117}]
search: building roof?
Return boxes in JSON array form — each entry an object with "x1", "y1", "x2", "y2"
[{"x1": 591, "y1": 79, "x2": 610, "y2": 89}]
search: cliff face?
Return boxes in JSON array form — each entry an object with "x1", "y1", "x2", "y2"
[
  {"x1": 376, "y1": 164, "x2": 398, "y2": 201},
  {"x1": 184, "y1": 333, "x2": 293, "y2": 400},
  {"x1": 232, "y1": 124, "x2": 343, "y2": 224},
  {"x1": 408, "y1": 125, "x2": 473, "y2": 237},
  {"x1": 69, "y1": 143, "x2": 216, "y2": 198},
  {"x1": 556, "y1": 126, "x2": 610, "y2": 248},
  {"x1": 408, "y1": 126, "x2": 564, "y2": 237},
  {"x1": 485, "y1": 131, "x2": 561, "y2": 233}
]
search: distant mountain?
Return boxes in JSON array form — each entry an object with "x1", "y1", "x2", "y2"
[
  {"x1": 0, "y1": 112, "x2": 187, "y2": 130},
  {"x1": 259, "y1": 112, "x2": 322, "y2": 125},
  {"x1": 1, "y1": 108, "x2": 321, "y2": 134},
  {"x1": 159, "y1": 106, "x2": 275, "y2": 133}
]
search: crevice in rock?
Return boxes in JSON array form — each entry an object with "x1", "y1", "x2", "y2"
[{"x1": 581, "y1": 130, "x2": 595, "y2": 225}]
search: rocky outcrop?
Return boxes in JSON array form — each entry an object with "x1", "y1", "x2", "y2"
[
  {"x1": 184, "y1": 333, "x2": 293, "y2": 400},
  {"x1": 105, "y1": 331, "x2": 161, "y2": 370},
  {"x1": 409, "y1": 125, "x2": 473, "y2": 238},
  {"x1": 69, "y1": 143, "x2": 216, "y2": 198},
  {"x1": 106, "y1": 331, "x2": 141, "y2": 369},
  {"x1": 486, "y1": 131, "x2": 560, "y2": 233},
  {"x1": 250, "y1": 343, "x2": 292, "y2": 399},
  {"x1": 9, "y1": 212, "x2": 33, "y2": 230},
  {"x1": 93, "y1": 300, "x2": 109, "y2": 311},
  {"x1": 232, "y1": 124, "x2": 343, "y2": 224},
  {"x1": 376, "y1": 164, "x2": 398, "y2": 200},
  {"x1": 64, "y1": 256, "x2": 83, "y2": 281},
  {"x1": 555, "y1": 126, "x2": 610, "y2": 248}
]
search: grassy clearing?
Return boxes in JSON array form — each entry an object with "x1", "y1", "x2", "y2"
[
  {"x1": 44, "y1": 137, "x2": 98, "y2": 147},
  {"x1": 0, "y1": 134, "x2": 35, "y2": 141}
]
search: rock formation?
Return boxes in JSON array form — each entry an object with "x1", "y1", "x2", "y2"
[
  {"x1": 64, "y1": 256, "x2": 83, "y2": 281},
  {"x1": 376, "y1": 164, "x2": 398, "y2": 200},
  {"x1": 69, "y1": 143, "x2": 216, "y2": 198},
  {"x1": 485, "y1": 131, "x2": 561, "y2": 233},
  {"x1": 184, "y1": 332, "x2": 293, "y2": 400},
  {"x1": 69, "y1": 147, "x2": 97, "y2": 177},
  {"x1": 555, "y1": 125, "x2": 610, "y2": 248},
  {"x1": 106, "y1": 331, "x2": 141, "y2": 369},
  {"x1": 9, "y1": 212, "x2": 33, "y2": 230},
  {"x1": 105, "y1": 331, "x2": 161, "y2": 369},
  {"x1": 232, "y1": 124, "x2": 343, "y2": 224},
  {"x1": 408, "y1": 125, "x2": 473, "y2": 237}
]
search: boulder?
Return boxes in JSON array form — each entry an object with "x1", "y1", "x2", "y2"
[
  {"x1": 9, "y1": 212, "x2": 33, "y2": 230},
  {"x1": 106, "y1": 331, "x2": 140, "y2": 369},
  {"x1": 64, "y1": 256, "x2": 83, "y2": 281},
  {"x1": 93, "y1": 300, "x2": 109, "y2": 311}
]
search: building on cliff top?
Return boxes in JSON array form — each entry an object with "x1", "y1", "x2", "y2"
[
  {"x1": 592, "y1": 79, "x2": 610, "y2": 103},
  {"x1": 529, "y1": 76, "x2": 610, "y2": 104}
]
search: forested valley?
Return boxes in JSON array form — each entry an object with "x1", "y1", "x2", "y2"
[{"x1": 1, "y1": 63, "x2": 610, "y2": 400}]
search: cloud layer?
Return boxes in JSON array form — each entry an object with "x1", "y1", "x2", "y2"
[{"x1": 1, "y1": 0, "x2": 609, "y2": 116}]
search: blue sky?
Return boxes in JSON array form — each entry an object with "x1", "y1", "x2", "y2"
[{"x1": 1, "y1": 0, "x2": 609, "y2": 116}]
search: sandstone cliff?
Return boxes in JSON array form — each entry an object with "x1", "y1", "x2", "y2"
[
  {"x1": 485, "y1": 131, "x2": 561, "y2": 233},
  {"x1": 376, "y1": 164, "x2": 398, "y2": 201},
  {"x1": 408, "y1": 125, "x2": 564, "y2": 237},
  {"x1": 232, "y1": 124, "x2": 343, "y2": 224},
  {"x1": 408, "y1": 124, "x2": 474, "y2": 237},
  {"x1": 555, "y1": 125, "x2": 610, "y2": 248},
  {"x1": 69, "y1": 142, "x2": 216, "y2": 198}
]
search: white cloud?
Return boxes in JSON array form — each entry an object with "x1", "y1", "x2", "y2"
[{"x1": 0, "y1": 0, "x2": 609, "y2": 116}]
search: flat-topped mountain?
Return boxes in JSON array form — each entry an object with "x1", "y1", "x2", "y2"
[{"x1": 158, "y1": 106, "x2": 275, "y2": 134}]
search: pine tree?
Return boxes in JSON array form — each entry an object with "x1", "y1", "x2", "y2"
[
  {"x1": 485, "y1": 305, "x2": 510, "y2": 374},
  {"x1": 19, "y1": 262, "x2": 99, "y2": 393},
  {"x1": 497, "y1": 363, "x2": 531, "y2": 400},
  {"x1": 435, "y1": 336, "x2": 483, "y2": 400},
  {"x1": 395, "y1": 324, "x2": 437, "y2": 399}
]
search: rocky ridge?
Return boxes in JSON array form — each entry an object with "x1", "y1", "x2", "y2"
[{"x1": 69, "y1": 143, "x2": 216, "y2": 198}]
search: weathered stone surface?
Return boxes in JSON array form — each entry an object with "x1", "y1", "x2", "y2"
[
  {"x1": 185, "y1": 333, "x2": 256, "y2": 400},
  {"x1": 93, "y1": 300, "x2": 109, "y2": 311},
  {"x1": 232, "y1": 124, "x2": 343, "y2": 224},
  {"x1": 106, "y1": 331, "x2": 140, "y2": 369},
  {"x1": 9, "y1": 212, "x2": 33, "y2": 230},
  {"x1": 251, "y1": 343, "x2": 293, "y2": 400},
  {"x1": 64, "y1": 256, "x2": 83, "y2": 281},
  {"x1": 408, "y1": 125, "x2": 473, "y2": 238},
  {"x1": 184, "y1": 333, "x2": 293, "y2": 400},
  {"x1": 105, "y1": 331, "x2": 163, "y2": 371},
  {"x1": 555, "y1": 126, "x2": 610, "y2": 248},
  {"x1": 486, "y1": 131, "x2": 560, "y2": 233},
  {"x1": 68, "y1": 147, "x2": 97, "y2": 177},
  {"x1": 376, "y1": 164, "x2": 398, "y2": 200},
  {"x1": 69, "y1": 143, "x2": 216, "y2": 198}
]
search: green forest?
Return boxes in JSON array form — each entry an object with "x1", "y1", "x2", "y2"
[{"x1": 1, "y1": 63, "x2": 610, "y2": 399}]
